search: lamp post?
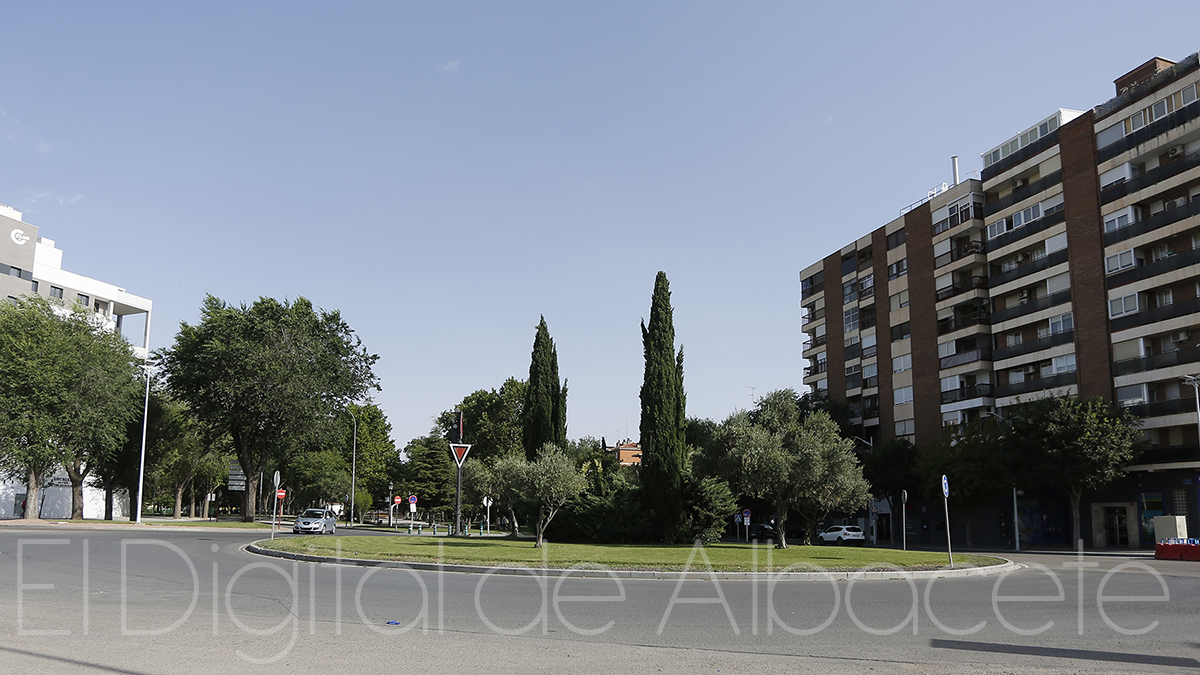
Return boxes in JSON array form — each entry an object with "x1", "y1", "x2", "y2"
[
  {"x1": 346, "y1": 406, "x2": 358, "y2": 526},
  {"x1": 1181, "y1": 375, "x2": 1200, "y2": 457},
  {"x1": 135, "y1": 364, "x2": 158, "y2": 524},
  {"x1": 982, "y1": 411, "x2": 1020, "y2": 551}
]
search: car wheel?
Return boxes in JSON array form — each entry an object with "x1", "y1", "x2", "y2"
[{"x1": 836, "y1": 537, "x2": 843, "y2": 545}]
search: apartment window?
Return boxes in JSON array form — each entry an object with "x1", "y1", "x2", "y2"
[
  {"x1": 862, "y1": 332, "x2": 877, "y2": 358},
  {"x1": 844, "y1": 307, "x2": 859, "y2": 333},
  {"x1": 1103, "y1": 206, "x2": 1140, "y2": 233},
  {"x1": 859, "y1": 274, "x2": 874, "y2": 297},
  {"x1": 1049, "y1": 312, "x2": 1073, "y2": 334},
  {"x1": 891, "y1": 321, "x2": 910, "y2": 342},
  {"x1": 895, "y1": 418, "x2": 915, "y2": 436},
  {"x1": 815, "y1": 379, "x2": 827, "y2": 391},
  {"x1": 1052, "y1": 354, "x2": 1076, "y2": 373},
  {"x1": 50, "y1": 286, "x2": 64, "y2": 299},
  {"x1": 889, "y1": 289, "x2": 909, "y2": 311},
  {"x1": 886, "y1": 229, "x2": 907, "y2": 250},
  {"x1": 887, "y1": 259, "x2": 907, "y2": 280},
  {"x1": 1005, "y1": 331, "x2": 1023, "y2": 347},
  {"x1": 1109, "y1": 293, "x2": 1139, "y2": 318},
  {"x1": 894, "y1": 386, "x2": 913, "y2": 405},
  {"x1": 30, "y1": 280, "x2": 37, "y2": 293},
  {"x1": 862, "y1": 363, "x2": 878, "y2": 389},
  {"x1": 843, "y1": 279, "x2": 858, "y2": 304},
  {"x1": 1156, "y1": 288, "x2": 1174, "y2": 307},
  {"x1": 846, "y1": 364, "x2": 862, "y2": 390},
  {"x1": 77, "y1": 294, "x2": 89, "y2": 307},
  {"x1": 1105, "y1": 249, "x2": 1136, "y2": 274},
  {"x1": 6, "y1": 296, "x2": 16, "y2": 306},
  {"x1": 1116, "y1": 384, "x2": 1146, "y2": 406},
  {"x1": 844, "y1": 334, "x2": 861, "y2": 361},
  {"x1": 1012, "y1": 203, "x2": 1042, "y2": 229},
  {"x1": 892, "y1": 353, "x2": 912, "y2": 373},
  {"x1": 7, "y1": 266, "x2": 22, "y2": 278},
  {"x1": 987, "y1": 218, "x2": 1011, "y2": 240},
  {"x1": 1151, "y1": 243, "x2": 1173, "y2": 262},
  {"x1": 801, "y1": 271, "x2": 824, "y2": 297}
]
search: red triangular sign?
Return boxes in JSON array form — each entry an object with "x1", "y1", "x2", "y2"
[{"x1": 449, "y1": 443, "x2": 472, "y2": 468}]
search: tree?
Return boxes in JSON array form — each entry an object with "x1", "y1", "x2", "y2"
[
  {"x1": 287, "y1": 449, "x2": 350, "y2": 509},
  {"x1": 522, "y1": 318, "x2": 567, "y2": 460},
  {"x1": 436, "y1": 378, "x2": 526, "y2": 462},
  {"x1": 492, "y1": 451, "x2": 531, "y2": 536},
  {"x1": 160, "y1": 295, "x2": 379, "y2": 521},
  {"x1": 399, "y1": 434, "x2": 456, "y2": 510},
  {"x1": 151, "y1": 396, "x2": 225, "y2": 519},
  {"x1": 918, "y1": 420, "x2": 1008, "y2": 546},
  {"x1": 860, "y1": 438, "x2": 920, "y2": 544},
  {"x1": 1004, "y1": 396, "x2": 1142, "y2": 545},
  {"x1": 0, "y1": 296, "x2": 141, "y2": 519},
  {"x1": 791, "y1": 411, "x2": 871, "y2": 545},
  {"x1": 528, "y1": 443, "x2": 587, "y2": 548},
  {"x1": 339, "y1": 403, "x2": 399, "y2": 506},
  {"x1": 639, "y1": 272, "x2": 687, "y2": 543}
]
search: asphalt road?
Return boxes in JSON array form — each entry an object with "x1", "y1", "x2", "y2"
[{"x1": 1, "y1": 526, "x2": 1198, "y2": 674}]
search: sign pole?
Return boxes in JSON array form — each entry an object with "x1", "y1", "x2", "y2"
[
  {"x1": 901, "y1": 489, "x2": 907, "y2": 551},
  {"x1": 942, "y1": 475, "x2": 953, "y2": 568},
  {"x1": 448, "y1": 443, "x2": 472, "y2": 538}
]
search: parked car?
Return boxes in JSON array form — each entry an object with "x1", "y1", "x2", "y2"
[
  {"x1": 293, "y1": 508, "x2": 337, "y2": 534},
  {"x1": 746, "y1": 523, "x2": 777, "y2": 540},
  {"x1": 817, "y1": 525, "x2": 865, "y2": 545}
]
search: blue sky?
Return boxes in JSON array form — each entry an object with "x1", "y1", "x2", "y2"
[{"x1": 2, "y1": 2, "x2": 1197, "y2": 446}]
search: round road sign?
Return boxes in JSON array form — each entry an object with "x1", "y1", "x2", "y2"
[
  {"x1": 742, "y1": 509, "x2": 751, "y2": 519},
  {"x1": 941, "y1": 475, "x2": 950, "y2": 498},
  {"x1": 408, "y1": 495, "x2": 418, "y2": 505},
  {"x1": 394, "y1": 495, "x2": 403, "y2": 504}
]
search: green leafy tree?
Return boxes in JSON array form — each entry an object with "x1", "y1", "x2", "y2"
[
  {"x1": 151, "y1": 396, "x2": 224, "y2": 519},
  {"x1": 639, "y1": 272, "x2": 687, "y2": 543},
  {"x1": 159, "y1": 295, "x2": 379, "y2": 521},
  {"x1": 0, "y1": 296, "x2": 141, "y2": 519},
  {"x1": 791, "y1": 411, "x2": 871, "y2": 545},
  {"x1": 399, "y1": 434, "x2": 456, "y2": 510},
  {"x1": 528, "y1": 443, "x2": 587, "y2": 548},
  {"x1": 436, "y1": 378, "x2": 526, "y2": 462},
  {"x1": 492, "y1": 452, "x2": 530, "y2": 536},
  {"x1": 522, "y1": 317, "x2": 567, "y2": 460},
  {"x1": 860, "y1": 438, "x2": 920, "y2": 543},
  {"x1": 1004, "y1": 396, "x2": 1142, "y2": 544},
  {"x1": 340, "y1": 403, "x2": 399, "y2": 507},
  {"x1": 287, "y1": 449, "x2": 351, "y2": 509},
  {"x1": 918, "y1": 420, "x2": 1008, "y2": 546}
]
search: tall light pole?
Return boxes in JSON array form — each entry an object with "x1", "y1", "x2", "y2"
[
  {"x1": 981, "y1": 411, "x2": 1019, "y2": 551},
  {"x1": 346, "y1": 406, "x2": 358, "y2": 526},
  {"x1": 1182, "y1": 375, "x2": 1200, "y2": 457},
  {"x1": 135, "y1": 363, "x2": 157, "y2": 524}
]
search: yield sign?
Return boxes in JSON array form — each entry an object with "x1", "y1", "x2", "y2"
[{"x1": 449, "y1": 443, "x2": 472, "y2": 468}]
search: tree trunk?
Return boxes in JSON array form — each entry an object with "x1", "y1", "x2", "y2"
[
  {"x1": 24, "y1": 467, "x2": 40, "y2": 519},
  {"x1": 173, "y1": 482, "x2": 185, "y2": 519},
  {"x1": 775, "y1": 499, "x2": 789, "y2": 548},
  {"x1": 242, "y1": 472, "x2": 258, "y2": 522},
  {"x1": 1069, "y1": 489, "x2": 1083, "y2": 549},
  {"x1": 203, "y1": 492, "x2": 212, "y2": 520},
  {"x1": 507, "y1": 506, "x2": 519, "y2": 536},
  {"x1": 66, "y1": 460, "x2": 88, "y2": 520}
]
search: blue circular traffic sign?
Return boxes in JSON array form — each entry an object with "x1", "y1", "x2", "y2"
[
  {"x1": 742, "y1": 509, "x2": 751, "y2": 519},
  {"x1": 408, "y1": 495, "x2": 418, "y2": 504},
  {"x1": 941, "y1": 475, "x2": 950, "y2": 498}
]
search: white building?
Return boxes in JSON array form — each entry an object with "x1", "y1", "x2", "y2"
[{"x1": 1, "y1": 201, "x2": 152, "y2": 519}]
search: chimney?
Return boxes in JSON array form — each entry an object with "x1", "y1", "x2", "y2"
[{"x1": 951, "y1": 156, "x2": 960, "y2": 186}]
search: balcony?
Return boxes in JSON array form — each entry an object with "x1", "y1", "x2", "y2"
[
  {"x1": 934, "y1": 241, "x2": 986, "y2": 269},
  {"x1": 937, "y1": 310, "x2": 990, "y2": 336},
  {"x1": 1110, "y1": 296, "x2": 1200, "y2": 332},
  {"x1": 1114, "y1": 343, "x2": 1200, "y2": 375},
  {"x1": 994, "y1": 371, "x2": 1077, "y2": 398},
  {"x1": 991, "y1": 289, "x2": 1071, "y2": 325},
  {"x1": 986, "y1": 209, "x2": 1066, "y2": 252},
  {"x1": 802, "y1": 307, "x2": 826, "y2": 325},
  {"x1": 863, "y1": 406, "x2": 880, "y2": 420},
  {"x1": 936, "y1": 275, "x2": 988, "y2": 302},
  {"x1": 1108, "y1": 246, "x2": 1200, "y2": 290},
  {"x1": 1101, "y1": 151, "x2": 1200, "y2": 206},
  {"x1": 941, "y1": 384, "x2": 994, "y2": 404},
  {"x1": 982, "y1": 130, "x2": 1061, "y2": 182},
  {"x1": 801, "y1": 283, "x2": 824, "y2": 301},
  {"x1": 1136, "y1": 445, "x2": 1200, "y2": 465},
  {"x1": 1097, "y1": 99, "x2": 1200, "y2": 163},
  {"x1": 993, "y1": 329, "x2": 1074, "y2": 361},
  {"x1": 984, "y1": 171, "x2": 1063, "y2": 217},
  {"x1": 802, "y1": 334, "x2": 827, "y2": 351},
  {"x1": 988, "y1": 249, "x2": 1069, "y2": 289},
  {"x1": 1104, "y1": 197, "x2": 1200, "y2": 247},
  {"x1": 803, "y1": 361, "x2": 829, "y2": 378},
  {"x1": 1122, "y1": 397, "x2": 1196, "y2": 419},
  {"x1": 939, "y1": 347, "x2": 992, "y2": 370}
]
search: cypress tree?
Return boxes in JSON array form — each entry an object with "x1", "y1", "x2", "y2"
[
  {"x1": 639, "y1": 271, "x2": 687, "y2": 543},
  {"x1": 522, "y1": 316, "x2": 568, "y2": 460}
]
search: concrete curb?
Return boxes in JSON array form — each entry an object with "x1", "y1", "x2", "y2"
[{"x1": 244, "y1": 542, "x2": 1021, "y2": 581}]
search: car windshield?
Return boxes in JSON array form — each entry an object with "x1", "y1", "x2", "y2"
[
  {"x1": 825, "y1": 527, "x2": 841, "y2": 532},
  {"x1": 847, "y1": 527, "x2": 863, "y2": 532},
  {"x1": 302, "y1": 509, "x2": 326, "y2": 518}
]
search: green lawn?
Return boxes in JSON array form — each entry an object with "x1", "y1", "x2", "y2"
[{"x1": 260, "y1": 536, "x2": 999, "y2": 572}]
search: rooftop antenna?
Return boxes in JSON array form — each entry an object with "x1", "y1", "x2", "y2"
[{"x1": 747, "y1": 386, "x2": 756, "y2": 403}]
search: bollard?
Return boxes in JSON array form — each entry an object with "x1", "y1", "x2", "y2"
[
  {"x1": 417, "y1": 524, "x2": 422, "y2": 535},
  {"x1": 433, "y1": 524, "x2": 437, "y2": 535},
  {"x1": 408, "y1": 522, "x2": 413, "y2": 535}
]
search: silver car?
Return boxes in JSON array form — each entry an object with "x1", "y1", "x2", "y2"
[{"x1": 293, "y1": 508, "x2": 336, "y2": 534}]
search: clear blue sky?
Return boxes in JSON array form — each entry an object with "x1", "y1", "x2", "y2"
[{"x1": 2, "y1": 2, "x2": 1196, "y2": 447}]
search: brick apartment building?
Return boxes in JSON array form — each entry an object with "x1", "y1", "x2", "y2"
[{"x1": 800, "y1": 52, "x2": 1200, "y2": 548}]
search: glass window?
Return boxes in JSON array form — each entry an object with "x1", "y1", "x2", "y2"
[
  {"x1": 890, "y1": 321, "x2": 910, "y2": 342},
  {"x1": 894, "y1": 386, "x2": 913, "y2": 405},
  {"x1": 889, "y1": 289, "x2": 909, "y2": 311},
  {"x1": 892, "y1": 353, "x2": 912, "y2": 373},
  {"x1": 1105, "y1": 250, "x2": 1136, "y2": 274},
  {"x1": 50, "y1": 286, "x2": 64, "y2": 299},
  {"x1": 888, "y1": 259, "x2": 908, "y2": 280},
  {"x1": 843, "y1": 280, "x2": 858, "y2": 304},
  {"x1": 886, "y1": 229, "x2": 907, "y2": 250},
  {"x1": 844, "y1": 308, "x2": 859, "y2": 333},
  {"x1": 1053, "y1": 354, "x2": 1076, "y2": 373},
  {"x1": 895, "y1": 419, "x2": 914, "y2": 436},
  {"x1": 77, "y1": 294, "x2": 89, "y2": 306},
  {"x1": 1109, "y1": 294, "x2": 1139, "y2": 318},
  {"x1": 1049, "y1": 312, "x2": 1073, "y2": 334}
]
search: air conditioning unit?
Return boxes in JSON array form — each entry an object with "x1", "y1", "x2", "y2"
[
  {"x1": 1169, "y1": 145, "x2": 1186, "y2": 158},
  {"x1": 1170, "y1": 331, "x2": 1190, "y2": 343},
  {"x1": 1011, "y1": 178, "x2": 1027, "y2": 189}
]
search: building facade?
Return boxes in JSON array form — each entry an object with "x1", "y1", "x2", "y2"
[
  {"x1": 1, "y1": 201, "x2": 152, "y2": 519},
  {"x1": 801, "y1": 53, "x2": 1200, "y2": 548}
]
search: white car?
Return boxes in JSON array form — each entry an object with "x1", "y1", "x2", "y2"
[
  {"x1": 817, "y1": 525, "x2": 865, "y2": 545},
  {"x1": 293, "y1": 509, "x2": 336, "y2": 535}
]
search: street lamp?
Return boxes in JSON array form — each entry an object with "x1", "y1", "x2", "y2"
[
  {"x1": 346, "y1": 406, "x2": 358, "y2": 526},
  {"x1": 135, "y1": 364, "x2": 158, "y2": 524},
  {"x1": 1181, "y1": 375, "x2": 1200, "y2": 457},
  {"x1": 981, "y1": 411, "x2": 1019, "y2": 551}
]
